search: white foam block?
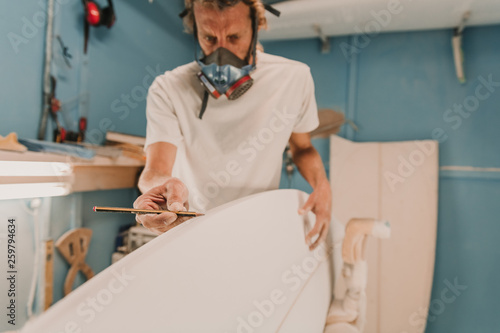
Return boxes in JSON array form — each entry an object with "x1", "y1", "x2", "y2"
[{"x1": 20, "y1": 189, "x2": 331, "y2": 333}]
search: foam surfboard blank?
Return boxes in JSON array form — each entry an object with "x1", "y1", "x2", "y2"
[{"x1": 20, "y1": 189, "x2": 331, "y2": 333}]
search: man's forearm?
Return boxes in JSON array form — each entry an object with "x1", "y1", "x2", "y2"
[
  {"x1": 138, "y1": 142, "x2": 177, "y2": 193},
  {"x1": 291, "y1": 146, "x2": 329, "y2": 189},
  {"x1": 138, "y1": 169, "x2": 172, "y2": 194}
]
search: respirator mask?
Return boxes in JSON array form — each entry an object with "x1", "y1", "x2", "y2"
[{"x1": 197, "y1": 47, "x2": 255, "y2": 101}]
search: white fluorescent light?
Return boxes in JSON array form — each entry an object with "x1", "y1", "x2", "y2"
[
  {"x1": 0, "y1": 161, "x2": 72, "y2": 177},
  {"x1": 0, "y1": 183, "x2": 71, "y2": 200}
]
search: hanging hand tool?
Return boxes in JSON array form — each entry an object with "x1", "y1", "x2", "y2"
[
  {"x1": 78, "y1": 116, "x2": 87, "y2": 142},
  {"x1": 83, "y1": 14, "x2": 89, "y2": 54},
  {"x1": 48, "y1": 76, "x2": 66, "y2": 143},
  {"x1": 49, "y1": 76, "x2": 86, "y2": 143},
  {"x1": 56, "y1": 35, "x2": 73, "y2": 68},
  {"x1": 82, "y1": 0, "x2": 116, "y2": 54},
  {"x1": 37, "y1": 0, "x2": 56, "y2": 140}
]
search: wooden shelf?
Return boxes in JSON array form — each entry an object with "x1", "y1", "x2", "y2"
[{"x1": 0, "y1": 150, "x2": 144, "y2": 193}]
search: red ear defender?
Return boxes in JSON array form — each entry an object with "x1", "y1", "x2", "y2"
[
  {"x1": 82, "y1": 0, "x2": 115, "y2": 53},
  {"x1": 83, "y1": 0, "x2": 115, "y2": 28},
  {"x1": 84, "y1": 1, "x2": 101, "y2": 26}
]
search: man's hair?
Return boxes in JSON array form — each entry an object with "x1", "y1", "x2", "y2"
[{"x1": 182, "y1": 0, "x2": 268, "y2": 34}]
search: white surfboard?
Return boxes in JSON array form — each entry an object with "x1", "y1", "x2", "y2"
[
  {"x1": 329, "y1": 135, "x2": 438, "y2": 333},
  {"x1": 19, "y1": 189, "x2": 331, "y2": 333}
]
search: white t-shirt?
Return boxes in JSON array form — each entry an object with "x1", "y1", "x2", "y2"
[{"x1": 145, "y1": 51, "x2": 319, "y2": 212}]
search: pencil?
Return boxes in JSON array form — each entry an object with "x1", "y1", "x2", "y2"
[{"x1": 93, "y1": 206, "x2": 205, "y2": 217}]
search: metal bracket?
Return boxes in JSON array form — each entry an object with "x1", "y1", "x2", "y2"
[
  {"x1": 455, "y1": 11, "x2": 471, "y2": 36},
  {"x1": 313, "y1": 24, "x2": 330, "y2": 54},
  {"x1": 452, "y1": 11, "x2": 471, "y2": 84}
]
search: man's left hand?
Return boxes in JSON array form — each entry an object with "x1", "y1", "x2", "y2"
[{"x1": 299, "y1": 180, "x2": 332, "y2": 250}]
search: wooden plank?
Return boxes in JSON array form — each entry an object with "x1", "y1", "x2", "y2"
[
  {"x1": 44, "y1": 240, "x2": 54, "y2": 311},
  {"x1": 72, "y1": 165, "x2": 142, "y2": 192},
  {"x1": 0, "y1": 150, "x2": 144, "y2": 193},
  {"x1": 0, "y1": 176, "x2": 72, "y2": 185}
]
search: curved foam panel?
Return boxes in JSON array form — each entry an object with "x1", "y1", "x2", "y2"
[
  {"x1": 329, "y1": 136, "x2": 438, "y2": 333},
  {"x1": 20, "y1": 189, "x2": 331, "y2": 333}
]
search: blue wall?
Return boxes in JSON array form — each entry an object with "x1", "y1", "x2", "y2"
[
  {"x1": 85, "y1": 0, "x2": 191, "y2": 142},
  {"x1": 1, "y1": 1, "x2": 191, "y2": 330},
  {"x1": 2, "y1": 0, "x2": 500, "y2": 331},
  {"x1": 1, "y1": 1, "x2": 46, "y2": 139},
  {"x1": 265, "y1": 25, "x2": 500, "y2": 332},
  {"x1": 1, "y1": 0, "x2": 191, "y2": 141}
]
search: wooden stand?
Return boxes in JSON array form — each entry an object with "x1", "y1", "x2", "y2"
[{"x1": 55, "y1": 228, "x2": 94, "y2": 296}]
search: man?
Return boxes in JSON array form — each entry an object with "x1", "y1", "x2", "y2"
[{"x1": 134, "y1": 0, "x2": 331, "y2": 250}]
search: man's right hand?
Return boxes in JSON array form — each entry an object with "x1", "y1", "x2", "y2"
[{"x1": 133, "y1": 177, "x2": 191, "y2": 235}]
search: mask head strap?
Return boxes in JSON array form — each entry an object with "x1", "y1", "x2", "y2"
[
  {"x1": 246, "y1": 6, "x2": 258, "y2": 67},
  {"x1": 263, "y1": 3, "x2": 280, "y2": 17}
]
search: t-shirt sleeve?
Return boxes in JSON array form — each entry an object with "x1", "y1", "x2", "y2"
[
  {"x1": 293, "y1": 66, "x2": 319, "y2": 133},
  {"x1": 144, "y1": 75, "x2": 184, "y2": 150}
]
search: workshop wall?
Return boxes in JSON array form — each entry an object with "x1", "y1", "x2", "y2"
[
  {"x1": 0, "y1": 0, "x2": 191, "y2": 330},
  {"x1": 1, "y1": 1, "x2": 46, "y2": 139},
  {"x1": 264, "y1": 25, "x2": 500, "y2": 333},
  {"x1": 1, "y1": 0, "x2": 191, "y2": 141},
  {"x1": 85, "y1": 0, "x2": 191, "y2": 142}
]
